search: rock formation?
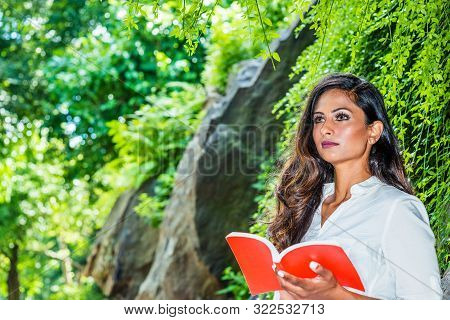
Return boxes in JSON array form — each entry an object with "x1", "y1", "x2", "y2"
[{"x1": 83, "y1": 180, "x2": 159, "y2": 299}]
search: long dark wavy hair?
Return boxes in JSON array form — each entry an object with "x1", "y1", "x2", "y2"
[{"x1": 267, "y1": 73, "x2": 413, "y2": 251}]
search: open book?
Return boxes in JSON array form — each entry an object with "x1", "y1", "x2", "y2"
[{"x1": 225, "y1": 232, "x2": 365, "y2": 295}]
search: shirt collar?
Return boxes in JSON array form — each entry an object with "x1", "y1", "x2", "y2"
[{"x1": 322, "y1": 175, "x2": 383, "y2": 197}]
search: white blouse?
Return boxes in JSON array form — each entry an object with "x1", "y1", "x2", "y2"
[{"x1": 273, "y1": 175, "x2": 443, "y2": 300}]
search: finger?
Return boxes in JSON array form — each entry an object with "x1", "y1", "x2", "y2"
[
  {"x1": 277, "y1": 275, "x2": 308, "y2": 298},
  {"x1": 279, "y1": 289, "x2": 302, "y2": 300},
  {"x1": 277, "y1": 269, "x2": 313, "y2": 290},
  {"x1": 309, "y1": 261, "x2": 332, "y2": 280},
  {"x1": 277, "y1": 271, "x2": 309, "y2": 292}
]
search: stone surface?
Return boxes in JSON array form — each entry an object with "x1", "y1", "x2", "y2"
[
  {"x1": 136, "y1": 18, "x2": 316, "y2": 299},
  {"x1": 83, "y1": 179, "x2": 159, "y2": 299},
  {"x1": 442, "y1": 267, "x2": 450, "y2": 300}
]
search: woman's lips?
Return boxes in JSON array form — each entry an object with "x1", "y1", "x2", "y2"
[{"x1": 321, "y1": 141, "x2": 339, "y2": 148}]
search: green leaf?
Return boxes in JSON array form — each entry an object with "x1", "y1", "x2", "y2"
[
  {"x1": 272, "y1": 52, "x2": 280, "y2": 62},
  {"x1": 263, "y1": 17, "x2": 272, "y2": 26}
]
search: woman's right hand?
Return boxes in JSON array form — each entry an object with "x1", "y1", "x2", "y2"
[{"x1": 279, "y1": 290, "x2": 297, "y2": 299}]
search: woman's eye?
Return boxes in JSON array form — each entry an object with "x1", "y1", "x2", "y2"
[
  {"x1": 313, "y1": 116, "x2": 324, "y2": 123},
  {"x1": 335, "y1": 113, "x2": 350, "y2": 121}
]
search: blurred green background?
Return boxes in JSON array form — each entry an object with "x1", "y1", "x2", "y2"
[{"x1": 0, "y1": 0, "x2": 448, "y2": 299}]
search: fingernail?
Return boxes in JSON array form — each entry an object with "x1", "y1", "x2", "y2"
[
  {"x1": 277, "y1": 270, "x2": 285, "y2": 278},
  {"x1": 309, "y1": 261, "x2": 319, "y2": 271}
]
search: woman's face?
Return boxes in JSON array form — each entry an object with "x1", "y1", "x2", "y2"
[{"x1": 312, "y1": 88, "x2": 373, "y2": 166}]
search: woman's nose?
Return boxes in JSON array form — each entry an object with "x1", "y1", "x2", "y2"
[{"x1": 320, "y1": 119, "x2": 334, "y2": 136}]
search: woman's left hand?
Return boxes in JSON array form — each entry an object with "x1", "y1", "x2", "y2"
[{"x1": 274, "y1": 261, "x2": 343, "y2": 300}]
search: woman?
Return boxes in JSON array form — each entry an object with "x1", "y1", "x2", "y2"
[{"x1": 268, "y1": 73, "x2": 442, "y2": 300}]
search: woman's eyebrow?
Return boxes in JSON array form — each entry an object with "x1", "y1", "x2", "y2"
[{"x1": 313, "y1": 107, "x2": 353, "y2": 114}]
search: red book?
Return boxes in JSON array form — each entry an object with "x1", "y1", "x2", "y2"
[{"x1": 225, "y1": 232, "x2": 365, "y2": 295}]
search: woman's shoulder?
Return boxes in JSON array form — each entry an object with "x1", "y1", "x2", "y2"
[
  {"x1": 373, "y1": 180, "x2": 430, "y2": 226},
  {"x1": 373, "y1": 178, "x2": 422, "y2": 206}
]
